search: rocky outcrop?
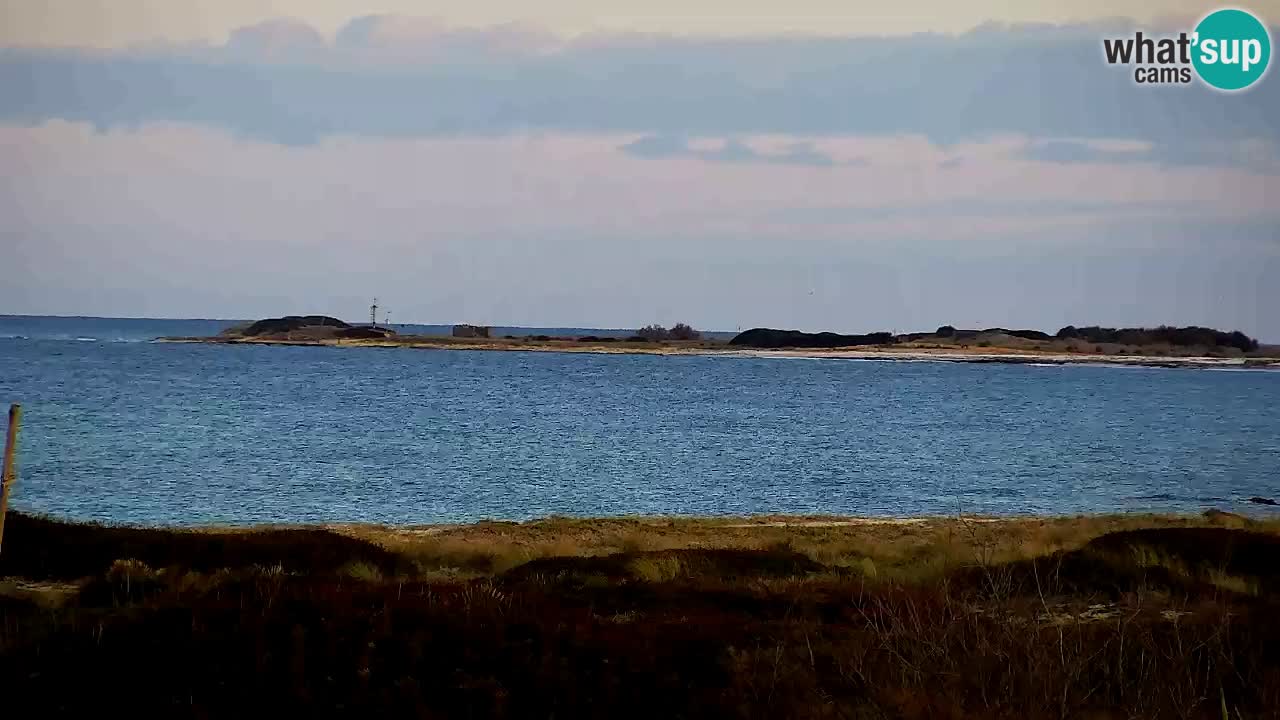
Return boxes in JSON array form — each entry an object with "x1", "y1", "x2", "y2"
[
  {"x1": 728, "y1": 328, "x2": 894, "y2": 349},
  {"x1": 238, "y1": 316, "x2": 350, "y2": 337},
  {"x1": 336, "y1": 327, "x2": 394, "y2": 339}
]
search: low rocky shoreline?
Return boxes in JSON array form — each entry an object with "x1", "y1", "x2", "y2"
[{"x1": 155, "y1": 334, "x2": 1280, "y2": 370}]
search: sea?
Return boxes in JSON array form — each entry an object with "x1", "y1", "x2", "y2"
[{"x1": 1, "y1": 315, "x2": 1278, "y2": 526}]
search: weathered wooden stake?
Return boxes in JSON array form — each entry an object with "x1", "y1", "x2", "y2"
[{"x1": 0, "y1": 404, "x2": 21, "y2": 555}]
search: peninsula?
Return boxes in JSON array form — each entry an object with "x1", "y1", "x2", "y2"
[{"x1": 157, "y1": 316, "x2": 1280, "y2": 369}]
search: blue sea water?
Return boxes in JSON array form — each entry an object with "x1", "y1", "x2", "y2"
[{"x1": 0, "y1": 316, "x2": 1277, "y2": 526}]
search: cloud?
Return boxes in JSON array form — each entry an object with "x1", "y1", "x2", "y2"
[
  {"x1": 1, "y1": 16, "x2": 1276, "y2": 147},
  {"x1": 333, "y1": 15, "x2": 557, "y2": 59},
  {"x1": 1021, "y1": 138, "x2": 1280, "y2": 172},
  {"x1": 619, "y1": 134, "x2": 687, "y2": 158},
  {"x1": 620, "y1": 135, "x2": 849, "y2": 166},
  {"x1": 225, "y1": 18, "x2": 326, "y2": 60},
  {"x1": 769, "y1": 197, "x2": 1227, "y2": 225},
  {"x1": 1021, "y1": 139, "x2": 1149, "y2": 164}
]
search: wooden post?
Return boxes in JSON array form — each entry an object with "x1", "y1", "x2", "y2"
[{"x1": 0, "y1": 404, "x2": 21, "y2": 555}]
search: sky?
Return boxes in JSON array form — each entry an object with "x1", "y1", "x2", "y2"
[{"x1": 1, "y1": 1, "x2": 1278, "y2": 338}]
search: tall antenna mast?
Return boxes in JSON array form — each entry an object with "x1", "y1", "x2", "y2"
[{"x1": 370, "y1": 298, "x2": 379, "y2": 328}]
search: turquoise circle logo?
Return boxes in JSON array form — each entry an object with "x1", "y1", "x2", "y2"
[{"x1": 1192, "y1": 8, "x2": 1271, "y2": 91}]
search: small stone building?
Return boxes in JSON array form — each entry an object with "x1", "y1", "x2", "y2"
[{"x1": 452, "y1": 324, "x2": 492, "y2": 338}]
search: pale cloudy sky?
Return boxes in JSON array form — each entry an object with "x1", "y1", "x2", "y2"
[
  {"x1": 4, "y1": 0, "x2": 1277, "y2": 44},
  {"x1": 1, "y1": 1, "x2": 1278, "y2": 337}
]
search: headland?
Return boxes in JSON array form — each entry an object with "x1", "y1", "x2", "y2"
[{"x1": 157, "y1": 316, "x2": 1280, "y2": 369}]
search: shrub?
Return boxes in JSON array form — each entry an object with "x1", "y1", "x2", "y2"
[
  {"x1": 728, "y1": 329, "x2": 895, "y2": 349},
  {"x1": 669, "y1": 323, "x2": 701, "y2": 341},
  {"x1": 340, "y1": 561, "x2": 384, "y2": 582},
  {"x1": 1056, "y1": 325, "x2": 1258, "y2": 351},
  {"x1": 635, "y1": 325, "x2": 671, "y2": 342}
]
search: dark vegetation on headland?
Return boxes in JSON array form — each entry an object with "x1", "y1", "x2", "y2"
[
  {"x1": 729, "y1": 328, "x2": 896, "y2": 348},
  {"x1": 1053, "y1": 325, "x2": 1258, "y2": 352},
  {"x1": 730, "y1": 324, "x2": 1263, "y2": 353},
  {"x1": 4, "y1": 510, "x2": 1280, "y2": 717},
  {"x1": 171, "y1": 316, "x2": 1280, "y2": 364}
]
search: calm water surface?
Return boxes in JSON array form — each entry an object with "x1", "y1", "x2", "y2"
[{"x1": 1, "y1": 317, "x2": 1278, "y2": 525}]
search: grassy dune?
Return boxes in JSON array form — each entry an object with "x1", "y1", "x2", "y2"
[{"x1": 3, "y1": 511, "x2": 1280, "y2": 717}]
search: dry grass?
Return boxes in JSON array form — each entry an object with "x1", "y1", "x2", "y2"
[
  {"x1": 332, "y1": 512, "x2": 1280, "y2": 581},
  {"x1": 3, "y1": 510, "x2": 1280, "y2": 717}
]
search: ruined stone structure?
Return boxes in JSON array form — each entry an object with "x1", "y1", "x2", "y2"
[{"x1": 452, "y1": 324, "x2": 492, "y2": 338}]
